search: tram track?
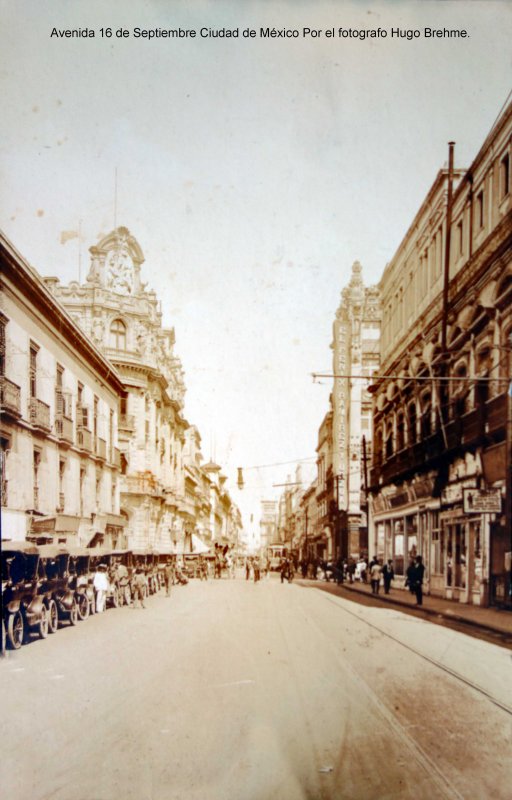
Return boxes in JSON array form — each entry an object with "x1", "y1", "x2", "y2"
[
  {"x1": 304, "y1": 583, "x2": 512, "y2": 717},
  {"x1": 287, "y1": 587, "x2": 467, "y2": 800}
]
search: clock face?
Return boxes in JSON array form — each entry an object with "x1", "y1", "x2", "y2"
[{"x1": 106, "y1": 245, "x2": 134, "y2": 295}]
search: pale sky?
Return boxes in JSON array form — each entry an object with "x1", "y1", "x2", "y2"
[{"x1": 1, "y1": 0, "x2": 511, "y2": 530}]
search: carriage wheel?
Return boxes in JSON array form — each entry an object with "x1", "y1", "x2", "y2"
[
  {"x1": 38, "y1": 605, "x2": 49, "y2": 639},
  {"x1": 7, "y1": 611, "x2": 24, "y2": 650},
  {"x1": 69, "y1": 599, "x2": 78, "y2": 626},
  {"x1": 47, "y1": 599, "x2": 59, "y2": 633},
  {"x1": 76, "y1": 593, "x2": 90, "y2": 621}
]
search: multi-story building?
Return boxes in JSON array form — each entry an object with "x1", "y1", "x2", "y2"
[
  {"x1": 313, "y1": 404, "x2": 335, "y2": 560},
  {"x1": 1, "y1": 232, "x2": 125, "y2": 546},
  {"x1": 369, "y1": 101, "x2": 512, "y2": 607},
  {"x1": 259, "y1": 499, "x2": 278, "y2": 553},
  {"x1": 331, "y1": 261, "x2": 381, "y2": 559},
  {"x1": 45, "y1": 227, "x2": 191, "y2": 552}
]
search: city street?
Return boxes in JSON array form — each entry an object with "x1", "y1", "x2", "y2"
[{"x1": 1, "y1": 574, "x2": 510, "y2": 800}]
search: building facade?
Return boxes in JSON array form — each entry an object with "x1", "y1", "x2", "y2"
[
  {"x1": 369, "y1": 102, "x2": 512, "y2": 607},
  {"x1": 331, "y1": 261, "x2": 381, "y2": 560},
  {"x1": 1, "y1": 232, "x2": 125, "y2": 547},
  {"x1": 45, "y1": 227, "x2": 242, "y2": 555}
]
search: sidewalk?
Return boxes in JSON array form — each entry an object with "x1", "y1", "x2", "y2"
[{"x1": 297, "y1": 577, "x2": 512, "y2": 639}]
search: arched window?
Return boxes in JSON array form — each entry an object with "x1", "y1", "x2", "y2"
[
  {"x1": 110, "y1": 319, "x2": 126, "y2": 350},
  {"x1": 408, "y1": 402, "x2": 417, "y2": 445},
  {"x1": 385, "y1": 422, "x2": 394, "y2": 459},
  {"x1": 396, "y1": 412, "x2": 405, "y2": 452},
  {"x1": 421, "y1": 392, "x2": 432, "y2": 438}
]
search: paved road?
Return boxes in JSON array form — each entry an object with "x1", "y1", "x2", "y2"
[{"x1": 1, "y1": 574, "x2": 510, "y2": 800}]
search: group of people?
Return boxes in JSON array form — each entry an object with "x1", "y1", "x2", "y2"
[{"x1": 301, "y1": 553, "x2": 426, "y2": 606}]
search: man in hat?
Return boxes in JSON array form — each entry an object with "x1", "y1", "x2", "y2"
[
  {"x1": 132, "y1": 568, "x2": 147, "y2": 608},
  {"x1": 93, "y1": 564, "x2": 109, "y2": 613}
]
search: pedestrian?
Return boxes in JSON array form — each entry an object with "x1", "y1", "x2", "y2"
[
  {"x1": 334, "y1": 555, "x2": 344, "y2": 585},
  {"x1": 413, "y1": 555, "x2": 426, "y2": 606},
  {"x1": 347, "y1": 558, "x2": 356, "y2": 583},
  {"x1": 253, "y1": 556, "x2": 260, "y2": 583},
  {"x1": 132, "y1": 568, "x2": 147, "y2": 608},
  {"x1": 93, "y1": 563, "x2": 109, "y2": 613},
  {"x1": 370, "y1": 559, "x2": 381, "y2": 594},
  {"x1": 245, "y1": 557, "x2": 251, "y2": 581},
  {"x1": 405, "y1": 559, "x2": 416, "y2": 594},
  {"x1": 279, "y1": 557, "x2": 287, "y2": 584},
  {"x1": 382, "y1": 559, "x2": 394, "y2": 594},
  {"x1": 163, "y1": 561, "x2": 173, "y2": 596}
]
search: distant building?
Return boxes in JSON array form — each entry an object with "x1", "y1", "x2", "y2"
[
  {"x1": 1, "y1": 232, "x2": 125, "y2": 546},
  {"x1": 259, "y1": 499, "x2": 278, "y2": 552},
  {"x1": 331, "y1": 261, "x2": 381, "y2": 559}
]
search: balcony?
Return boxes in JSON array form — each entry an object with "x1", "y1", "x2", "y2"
[
  {"x1": 0, "y1": 377, "x2": 21, "y2": 417},
  {"x1": 55, "y1": 414, "x2": 74, "y2": 444},
  {"x1": 119, "y1": 414, "x2": 135, "y2": 431},
  {"x1": 30, "y1": 397, "x2": 51, "y2": 431},
  {"x1": 95, "y1": 437, "x2": 107, "y2": 460},
  {"x1": 77, "y1": 427, "x2": 92, "y2": 452}
]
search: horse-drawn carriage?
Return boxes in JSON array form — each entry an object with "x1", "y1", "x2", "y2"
[{"x1": 1, "y1": 541, "x2": 49, "y2": 649}]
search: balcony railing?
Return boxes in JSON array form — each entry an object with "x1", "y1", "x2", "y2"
[
  {"x1": 55, "y1": 414, "x2": 74, "y2": 444},
  {"x1": 119, "y1": 414, "x2": 135, "y2": 431},
  {"x1": 96, "y1": 437, "x2": 107, "y2": 460},
  {"x1": 77, "y1": 427, "x2": 93, "y2": 452},
  {"x1": 30, "y1": 397, "x2": 51, "y2": 431},
  {"x1": 0, "y1": 376, "x2": 21, "y2": 416}
]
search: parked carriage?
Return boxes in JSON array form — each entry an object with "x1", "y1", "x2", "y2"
[
  {"x1": 68, "y1": 546, "x2": 97, "y2": 619},
  {"x1": 38, "y1": 544, "x2": 79, "y2": 630},
  {"x1": 1, "y1": 541, "x2": 49, "y2": 649}
]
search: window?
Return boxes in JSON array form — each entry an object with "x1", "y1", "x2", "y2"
[
  {"x1": 396, "y1": 412, "x2": 405, "y2": 451},
  {"x1": 80, "y1": 466, "x2": 86, "y2": 516},
  {"x1": 457, "y1": 220, "x2": 464, "y2": 257},
  {"x1": 56, "y1": 364, "x2": 64, "y2": 414},
  {"x1": 408, "y1": 402, "x2": 417, "y2": 445},
  {"x1": 58, "y1": 459, "x2": 66, "y2": 512},
  {"x1": 501, "y1": 152, "x2": 510, "y2": 200},
  {"x1": 421, "y1": 392, "x2": 432, "y2": 438},
  {"x1": 0, "y1": 316, "x2": 6, "y2": 377},
  {"x1": 476, "y1": 190, "x2": 484, "y2": 229},
  {"x1": 29, "y1": 342, "x2": 39, "y2": 398},
  {"x1": 33, "y1": 449, "x2": 41, "y2": 509},
  {"x1": 1, "y1": 437, "x2": 9, "y2": 506},
  {"x1": 110, "y1": 319, "x2": 126, "y2": 350}
]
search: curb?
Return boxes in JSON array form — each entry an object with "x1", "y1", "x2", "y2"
[{"x1": 313, "y1": 580, "x2": 512, "y2": 640}]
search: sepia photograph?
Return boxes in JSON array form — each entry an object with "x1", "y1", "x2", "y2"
[{"x1": 1, "y1": 1, "x2": 511, "y2": 798}]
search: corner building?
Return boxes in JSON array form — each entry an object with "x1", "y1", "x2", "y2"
[
  {"x1": 1, "y1": 232, "x2": 125, "y2": 546},
  {"x1": 46, "y1": 227, "x2": 190, "y2": 552}
]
